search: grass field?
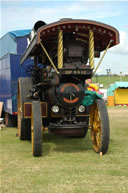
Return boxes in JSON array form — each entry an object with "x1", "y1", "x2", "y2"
[
  {"x1": 1, "y1": 106, "x2": 128, "y2": 193},
  {"x1": 92, "y1": 75, "x2": 128, "y2": 88}
]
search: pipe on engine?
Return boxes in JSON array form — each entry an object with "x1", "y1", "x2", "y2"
[
  {"x1": 33, "y1": 20, "x2": 46, "y2": 32},
  {"x1": 28, "y1": 21, "x2": 46, "y2": 44}
]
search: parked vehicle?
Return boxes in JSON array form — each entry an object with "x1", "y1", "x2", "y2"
[{"x1": 0, "y1": 30, "x2": 33, "y2": 126}]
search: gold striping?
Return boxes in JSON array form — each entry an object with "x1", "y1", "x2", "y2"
[
  {"x1": 77, "y1": 33, "x2": 89, "y2": 38},
  {"x1": 76, "y1": 38, "x2": 88, "y2": 43}
]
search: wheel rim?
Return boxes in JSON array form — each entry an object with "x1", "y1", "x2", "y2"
[
  {"x1": 17, "y1": 84, "x2": 22, "y2": 138},
  {"x1": 90, "y1": 103, "x2": 102, "y2": 152},
  {"x1": 5, "y1": 113, "x2": 8, "y2": 126},
  {"x1": 31, "y1": 101, "x2": 42, "y2": 156},
  {"x1": 31, "y1": 112, "x2": 34, "y2": 154}
]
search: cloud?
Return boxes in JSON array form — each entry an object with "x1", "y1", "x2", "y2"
[
  {"x1": 1, "y1": 1, "x2": 125, "y2": 36},
  {"x1": 1, "y1": 1, "x2": 128, "y2": 57},
  {"x1": 1, "y1": 1, "x2": 127, "y2": 75},
  {"x1": 109, "y1": 31, "x2": 128, "y2": 55}
]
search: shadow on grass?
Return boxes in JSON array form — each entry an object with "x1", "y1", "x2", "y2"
[{"x1": 42, "y1": 132, "x2": 92, "y2": 156}]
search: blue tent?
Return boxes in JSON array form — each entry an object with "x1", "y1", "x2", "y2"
[
  {"x1": 0, "y1": 29, "x2": 33, "y2": 114},
  {"x1": 0, "y1": 29, "x2": 31, "y2": 59}
]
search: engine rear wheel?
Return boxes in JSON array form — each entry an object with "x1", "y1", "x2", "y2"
[
  {"x1": 17, "y1": 77, "x2": 33, "y2": 140},
  {"x1": 90, "y1": 99, "x2": 110, "y2": 155},
  {"x1": 31, "y1": 101, "x2": 42, "y2": 157}
]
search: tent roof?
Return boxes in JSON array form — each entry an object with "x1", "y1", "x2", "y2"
[
  {"x1": 108, "y1": 82, "x2": 128, "y2": 93},
  {"x1": 1, "y1": 29, "x2": 31, "y2": 40},
  {"x1": 9, "y1": 29, "x2": 31, "y2": 38},
  {"x1": 0, "y1": 30, "x2": 31, "y2": 58},
  {"x1": 114, "y1": 82, "x2": 128, "y2": 88}
]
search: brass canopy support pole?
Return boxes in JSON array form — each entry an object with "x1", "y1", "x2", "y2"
[
  {"x1": 94, "y1": 40, "x2": 113, "y2": 74},
  {"x1": 58, "y1": 30, "x2": 63, "y2": 69},
  {"x1": 40, "y1": 42, "x2": 59, "y2": 74},
  {"x1": 89, "y1": 30, "x2": 94, "y2": 69}
]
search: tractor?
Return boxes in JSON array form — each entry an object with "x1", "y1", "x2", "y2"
[{"x1": 18, "y1": 18, "x2": 119, "y2": 156}]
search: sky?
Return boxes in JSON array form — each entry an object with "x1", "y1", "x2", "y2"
[{"x1": 1, "y1": 0, "x2": 128, "y2": 75}]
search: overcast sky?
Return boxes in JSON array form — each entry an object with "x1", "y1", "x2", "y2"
[{"x1": 1, "y1": 0, "x2": 128, "y2": 75}]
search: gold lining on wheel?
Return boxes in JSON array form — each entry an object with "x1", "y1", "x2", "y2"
[
  {"x1": 90, "y1": 104, "x2": 102, "y2": 152},
  {"x1": 31, "y1": 111, "x2": 34, "y2": 154},
  {"x1": 17, "y1": 83, "x2": 21, "y2": 138}
]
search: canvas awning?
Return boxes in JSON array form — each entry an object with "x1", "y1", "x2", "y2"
[{"x1": 108, "y1": 82, "x2": 128, "y2": 95}]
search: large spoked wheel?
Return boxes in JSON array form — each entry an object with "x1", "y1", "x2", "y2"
[
  {"x1": 31, "y1": 101, "x2": 42, "y2": 157},
  {"x1": 90, "y1": 99, "x2": 110, "y2": 155},
  {"x1": 17, "y1": 78, "x2": 33, "y2": 140}
]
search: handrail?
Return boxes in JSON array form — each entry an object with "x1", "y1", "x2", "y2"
[
  {"x1": 94, "y1": 40, "x2": 113, "y2": 74},
  {"x1": 40, "y1": 42, "x2": 59, "y2": 74}
]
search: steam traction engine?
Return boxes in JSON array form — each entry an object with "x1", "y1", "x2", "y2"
[{"x1": 18, "y1": 19, "x2": 119, "y2": 156}]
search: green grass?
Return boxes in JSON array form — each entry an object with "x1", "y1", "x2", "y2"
[
  {"x1": 92, "y1": 75, "x2": 128, "y2": 88},
  {"x1": 1, "y1": 106, "x2": 128, "y2": 193}
]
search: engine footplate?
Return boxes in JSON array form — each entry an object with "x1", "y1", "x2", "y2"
[{"x1": 48, "y1": 122, "x2": 88, "y2": 136}]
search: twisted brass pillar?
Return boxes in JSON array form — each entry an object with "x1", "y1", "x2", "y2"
[
  {"x1": 58, "y1": 30, "x2": 63, "y2": 69},
  {"x1": 89, "y1": 30, "x2": 94, "y2": 69}
]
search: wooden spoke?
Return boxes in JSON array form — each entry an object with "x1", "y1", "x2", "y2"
[{"x1": 90, "y1": 99, "x2": 110, "y2": 155}]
